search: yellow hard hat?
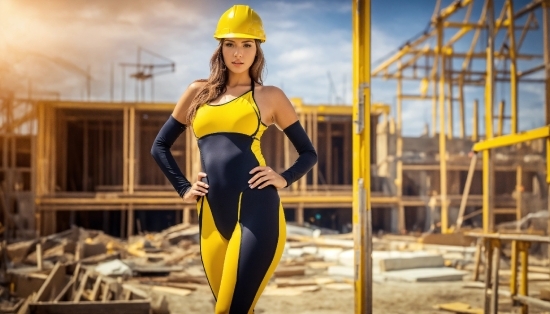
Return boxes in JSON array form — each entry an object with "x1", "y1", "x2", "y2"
[{"x1": 214, "y1": 5, "x2": 266, "y2": 42}]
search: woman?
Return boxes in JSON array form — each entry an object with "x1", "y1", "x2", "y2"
[{"x1": 151, "y1": 5, "x2": 317, "y2": 314}]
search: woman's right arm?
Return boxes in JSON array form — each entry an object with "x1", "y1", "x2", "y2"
[{"x1": 150, "y1": 81, "x2": 208, "y2": 202}]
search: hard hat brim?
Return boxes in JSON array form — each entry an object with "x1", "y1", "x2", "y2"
[{"x1": 214, "y1": 33, "x2": 265, "y2": 42}]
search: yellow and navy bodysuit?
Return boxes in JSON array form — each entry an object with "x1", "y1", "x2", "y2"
[
  {"x1": 151, "y1": 81, "x2": 317, "y2": 314},
  {"x1": 191, "y1": 83, "x2": 285, "y2": 313}
]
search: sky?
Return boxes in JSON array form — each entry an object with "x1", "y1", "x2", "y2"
[{"x1": 0, "y1": 0, "x2": 546, "y2": 135}]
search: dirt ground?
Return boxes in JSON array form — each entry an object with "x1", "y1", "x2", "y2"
[
  {"x1": 136, "y1": 280, "x2": 488, "y2": 314},
  {"x1": 135, "y1": 278, "x2": 550, "y2": 314}
]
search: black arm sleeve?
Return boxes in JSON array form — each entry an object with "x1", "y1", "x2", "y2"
[
  {"x1": 150, "y1": 115, "x2": 192, "y2": 197},
  {"x1": 280, "y1": 120, "x2": 318, "y2": 187}
]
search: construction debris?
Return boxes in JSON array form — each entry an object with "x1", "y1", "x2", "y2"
[
  {"x1": 0, "y1": 222, "x2": 529, "y2": 313},
  {"x1": 0, "y1": 224, "x2": 200, "y2": 313}
]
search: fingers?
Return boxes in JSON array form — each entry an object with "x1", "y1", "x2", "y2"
[
  {"x1": 250, "y1": 175, "x2": 270, "y2": 189},
  {"x1": 249, "y1": 167, "x2": 263, "y2": 174},
  {"x1": 257, "y1": 181, "x2": 273, "y2": 189},
  {"x1": 197, "y1": 172, "x2": 207, "y2": 180},
  {"x1": 249, "y1": 167, "x2": 275, "y2": 189},
  {"x1": 248, "y1": 166, "x2": 273, "y2": 184}
]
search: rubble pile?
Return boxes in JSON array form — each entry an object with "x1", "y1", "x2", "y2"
[{"x1": 0, "y1": 223, "x2": 517, "y2": 313}]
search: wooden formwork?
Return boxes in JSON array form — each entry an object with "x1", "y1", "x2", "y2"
[{"x1": 33, "y1": 99, "x2": 386, "y2": 236}]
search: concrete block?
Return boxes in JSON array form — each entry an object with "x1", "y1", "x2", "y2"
[
  {"x1": 318, "y1": 247, "x2": 343, "y2": 262},
  {"x1": 382, "y1": 267, "x2": 467, "y2": 282},
  {"x1": 302, "y1": 246, "x2": 318, "y2": 255},
  {"x1": 338, "y1": 250, "x2": 354, "y2": 267},
  {"x1": 327, "y1": 265, "x2": 353, "y2": 278},
  {"x1": 379, "y1": 254, "x2": 444, "y2": 272},
  {"x1": 327, "y1": 265, "x2": 385, "y2": 283},
  {"x1": 286, "y1": 248, "x2": 304, "y2": 257}
]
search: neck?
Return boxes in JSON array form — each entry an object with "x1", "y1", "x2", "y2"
[{"x1": 226, "y1": 71, "x2": 252, "y2": 88}]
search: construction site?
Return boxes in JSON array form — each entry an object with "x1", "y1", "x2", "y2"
[{"x1": 0, "y1": 0, "x2": 549, "y2": 313}]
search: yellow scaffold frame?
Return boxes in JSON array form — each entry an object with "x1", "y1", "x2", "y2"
[{"x1": 352, "y1": 0, "x2": 372, "y2": 313}]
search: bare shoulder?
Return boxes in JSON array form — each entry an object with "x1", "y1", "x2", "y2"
[
  {"x1": 255, "y1": 85, "x2": 285, "y2": 100},
  {"x1": 188, "y1": 80, "x2": 207, "y2": 94},
  {"x1": 172, "y1": 80, "x2": 206, "y2": 124},
  {"x1": 255, "y1": 85, "x2": 298, "y2": 129}
]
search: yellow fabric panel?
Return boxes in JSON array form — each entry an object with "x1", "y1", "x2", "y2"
[
  {"x1": 215, "y1": 223, "x2": 242, "y2": 314},
  {"x1": 250, "y1": 124, "x2": 267, "y2": 166},
  {"x1": 248, "y1": 203, "x2": 287, "y2": 313},
  {"x1": 192, "y1": 91, "x2": 259, "y2": 138},
  {"x1": 199, "y1": 197, "x2": 229, "y2": 300}
]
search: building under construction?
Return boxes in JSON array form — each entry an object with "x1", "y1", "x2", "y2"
[{"x1": 0, "y1": 0, "x2": 549, "y2": 242}]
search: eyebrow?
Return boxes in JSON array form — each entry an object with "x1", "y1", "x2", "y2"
[{"x1": 225, "y1": 40, "x2": 254, "y2": 43}]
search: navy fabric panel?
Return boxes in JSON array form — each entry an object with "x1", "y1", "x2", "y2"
[
  {"x1": 230, "y1": 187, "x2": 280, "y2": 313},
  {"x1": 198, "y1": 133, "x2": 260, "y2": 239}
]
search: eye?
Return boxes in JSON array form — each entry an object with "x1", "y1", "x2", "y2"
[
  {"x1": 244, "y1": 43, "x2": 252, "y2": 48},
  {"x1": 224, "y1": 42, "x2": 233, "y2": 47}
]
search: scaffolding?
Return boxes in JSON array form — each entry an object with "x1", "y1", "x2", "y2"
[{"x1": 372, "y1": 0, "x2": 550, "y2": 234}]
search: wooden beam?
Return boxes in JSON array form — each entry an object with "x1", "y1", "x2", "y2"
[
  {"x1": 34, "y1": 263, "x2": 66, "y2": 302},
  {"x1": 28, "y1": 300, "x2": 151, "y2": 314},
  {"x1": 312, "y1": 111, "x2": 318, "y2": 189},
  {"x1": 129, "y1": 107, "x2": 135, "y2": 194},
  {"x1": 127, "y1": 205, "x2": 134, "y2": 237}
]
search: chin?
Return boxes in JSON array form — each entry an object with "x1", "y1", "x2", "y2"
[{"x1": 229, "y1": 67, "x2": 251, "y2": 74}]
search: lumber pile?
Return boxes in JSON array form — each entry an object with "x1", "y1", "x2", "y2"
[
  {"x1": 3, "y1": 222, "x2": 543, "y2": 311},
  {"x1": 0, "y1": 224, "x2": 201, "y2": 313}
]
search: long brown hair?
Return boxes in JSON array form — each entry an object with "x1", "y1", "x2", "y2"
[{"x1": 186, "y1": 39, "x2": 266, "y2": 124}]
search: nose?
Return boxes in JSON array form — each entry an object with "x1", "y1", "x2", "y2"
[{"x1": 234, "y1": 48, "x2": 243, "y2": 58}]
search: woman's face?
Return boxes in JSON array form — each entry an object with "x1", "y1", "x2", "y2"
[{"x1": 221, "y1": 38, "x2": 257, "y2": 74}]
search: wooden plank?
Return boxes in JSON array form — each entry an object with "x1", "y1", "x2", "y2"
[
  {"x1": 17, "y1": 295, "x2": 33, "y2": 314},
  {"x1": 70, "y1": 263, "x2": 81, "y2": 298},
  {"x1": 435, "y1": 302, "x2": 483, "y2": 314},
  {"x1": 53, "y1": 278, "x2": 75, "y2": 303},
  {"x1": 34, "y1": 263, "x2": 67, "y2": 302},
  {"x1": 28, "y1": 300, "x2": 150, "y2": 314},
  {"x1": 490, "y1": 245, "x2": 500, "y2": 313},
  {"x1": 275, "y1": 278, "x2": 318, "y2": 287},
  {"x1": 274, "y1": 266, "x2": 306, "y2": 277},
  {"x1": 473, "y1": 239, "x2": 482, "y2": 281},
  {"x1": 101, "y1": 283, "x2": 110, "y2": 302},
  {"x1": 121, "y1": 284, "x2": 148, "y2": 300},
  {"x1": 465, "y1": 232, "x2": 550, "y2": 243},
  {"x1": 89, "y1": 275, "x2": 102, "y2": 301},
  {"x1": 36, "y1": 244, "x2": 43, "y2": 270},
  {"x1": 540, "y1": 287, "x2": 550, "y2": 301},
  {"x1": 151, "y1": 286, "x2": 192, "y2": 297},
  {"x1": 512, "y1": 295, "x2": 550, "y2": 311},
  {"x1": 72, "y1": 270, "x2": 90, "y2": 302}
]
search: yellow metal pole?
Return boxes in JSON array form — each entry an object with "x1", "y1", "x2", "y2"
[
  {"x1": 498, "y1": 100, "x2": 504, "y2": 137},
  {"x1": 432, "y1": 79, "x2": 438, "y2": 138},
  {"x1": 473, "y1": 99, "x2": 479, "y2": 142},
  {"x1": 396, "y1": 64, "x2": 404, "y2": 233},
  {"x1": 437, "y1": 20, "x2": 449, "y2": 234},
  {"x1": 446, "y1": 55, "x2": 453, "y2": 140},
  {"x1": 510, "y1": 240, "x2": 518, "y2": 307},
  {"x1": 352, "y1": 0, "x2": 372, "y2": 313},
  {"x1": 542, "y1": 0, "x2": 550, "y2": 278},
  {"x1": 459, "y1": 75, "x2": 465, "y2": 139},
  {"x1": 483, "y1": 0, "x2": 495, "y2": 233},
  {"x1": 506, "y1": 0, "x2": 518, "y2": 134},
  {"x1": 516, "y1": 165, "x2": 522, "y2": 227}
]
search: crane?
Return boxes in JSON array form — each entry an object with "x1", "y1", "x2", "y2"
[{"x1": 119, "y1": 46, "x2": 175, "y2": 102}]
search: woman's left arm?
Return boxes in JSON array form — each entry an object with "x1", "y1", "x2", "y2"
[{"x1": 248, "y1": 87, "x2": 317, "y2": 189}]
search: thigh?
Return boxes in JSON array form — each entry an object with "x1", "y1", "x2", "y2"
[
  {"x1": 217, "y1": 187, "x2": 287, "y2": 314},
  {"x1": 198, "y1": 197, "x2": 229, "y2": 300}
]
